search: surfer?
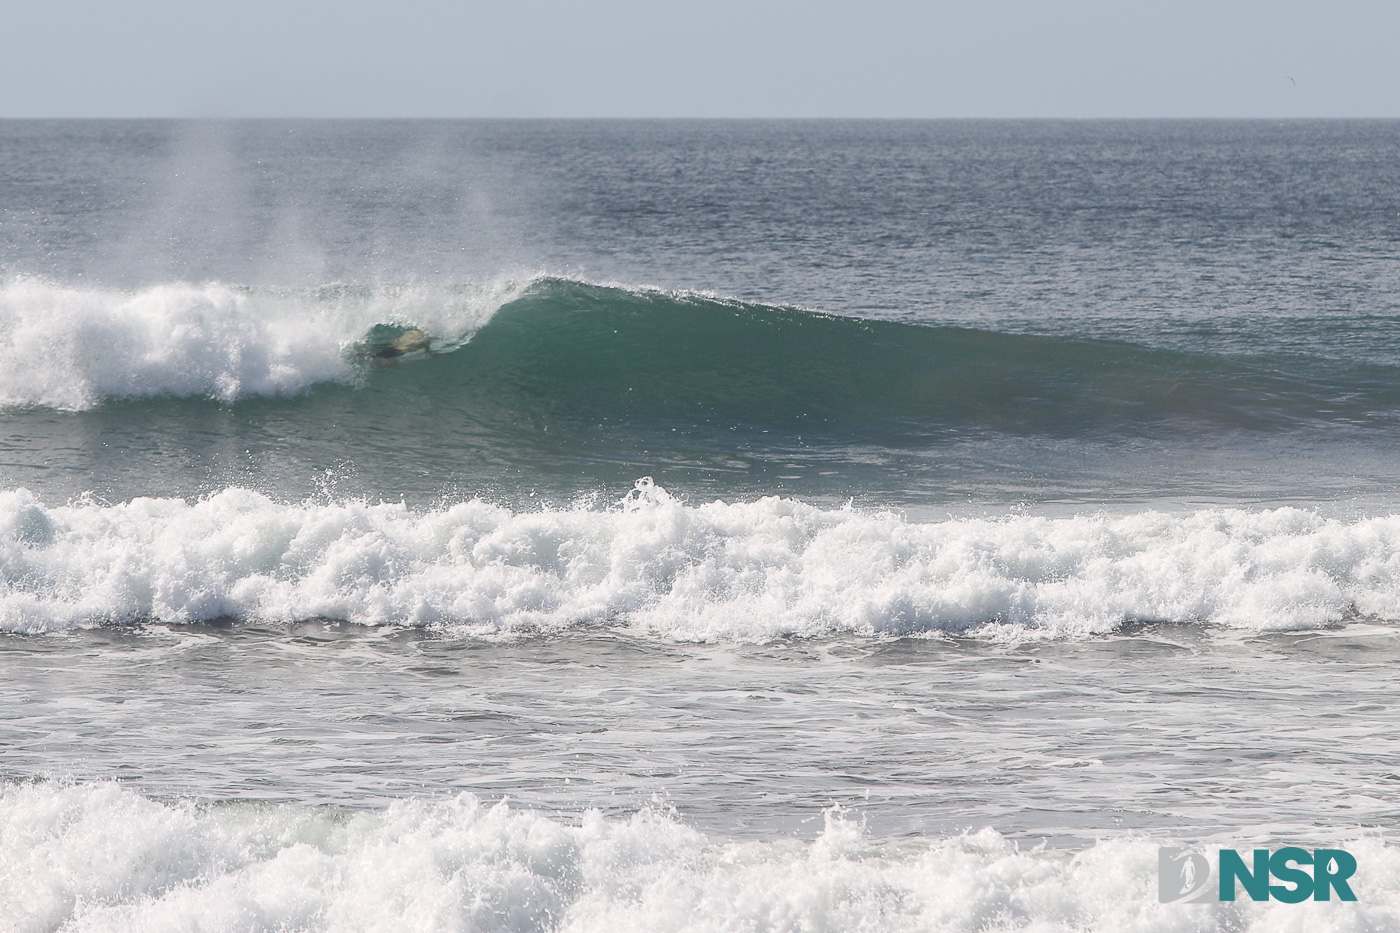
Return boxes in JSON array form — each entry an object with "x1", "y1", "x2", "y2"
[{"x1": 363, "y1": 328, "x2": 433, "y2": 364}]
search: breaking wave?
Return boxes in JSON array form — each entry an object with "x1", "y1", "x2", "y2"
[
  {"x1": 4, "y1": 277, "x2": 1399, "y2": 442},
  {"x1": 0, "y1": 278, "x2": 513, "y2": 410},
  {"x1": 3, "y1": 479, "x2": 1399, "y2": 638}
]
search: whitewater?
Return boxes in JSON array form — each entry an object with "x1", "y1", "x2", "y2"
[
  {"x1": 7, "y1": 784, "x2": 1399, "y2": 933},
  {"x1": 2, "y1": 481, "x2": 1398, "y2": 637},
  {"x1": 0, "y1": 278, "x2": 518, "y2": 410},
  {"x1": 5, "y1": 119, "x2": 1400, "y2": 932}
]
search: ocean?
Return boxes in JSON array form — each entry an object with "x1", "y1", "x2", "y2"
[{"x1": 3, "y1": 119, "x2": 1400, "y2": 931}]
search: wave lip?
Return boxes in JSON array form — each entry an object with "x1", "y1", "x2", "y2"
[{"x1": 2, "y1": 480, "x2": 1397, "y2": 639}]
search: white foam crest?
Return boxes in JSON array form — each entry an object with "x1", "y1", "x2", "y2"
[
  {"x1": 0, "y1": 278, "x2": 517, "y2": 409},
  {"x1": 4, "y1": 480, "x2": 1400, "y2": 638},
  {"x1": 2, "y1": 781, "x2": 1397, "y2": 933}
]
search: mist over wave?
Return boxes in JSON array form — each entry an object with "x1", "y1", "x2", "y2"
[{"x1": 3, "y1": 479, "x2": 1397, "y2": 638}]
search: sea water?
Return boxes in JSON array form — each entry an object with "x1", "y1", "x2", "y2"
[{"x1": 3, "y1": 120, "x2": 1400, "y2": 931}]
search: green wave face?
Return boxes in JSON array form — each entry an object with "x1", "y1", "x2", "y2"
[{"x1": 363, "y1": 278, "x2": 1400, "y2": 442}]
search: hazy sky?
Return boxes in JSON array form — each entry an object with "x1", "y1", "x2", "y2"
[{"x1": 2, "y1": 0, "x2": 1397, "y2": 118}]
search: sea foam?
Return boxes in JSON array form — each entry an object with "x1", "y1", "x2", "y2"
[
  {"x1": 2, "y1": 480, "x2": 1398, "y2": 638},
  {"x1": 1, "y1": 781, "x2": 1394, "y2": 933}
]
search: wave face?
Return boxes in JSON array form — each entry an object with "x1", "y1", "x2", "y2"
[
  {"x1": 427, "y1": 280, "x2": 1400, "y2": 440},
  {"x1": 3, "y1": 479, "x2": 1398, "y2": 638},
  {"x1": 5, "y1": 277, "x2": 1400, "y2": 441},
  {"x1": 3, "y1": 781, "x2": 1394, "y2": 933}
]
